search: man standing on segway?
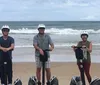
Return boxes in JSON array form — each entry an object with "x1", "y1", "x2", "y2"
[
  {"x1": 72, "y1": 32, "x2": 92, "y2": 84},
  {"x1": 33, "y1": 24, "x2": 54, "y2": 85},
  {"x1": 0, "y1": 25, "x2": 14, "y2": 85}
]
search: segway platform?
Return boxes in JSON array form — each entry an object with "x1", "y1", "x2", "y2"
[
  {"x1": 74, "y1": 47, "x2": 86, "y2": 85},
  {"x1": 14, "y1": 78, "x2": 22, "y2": 85},
  {"x1": 70, "y1": 76, "x2": 82, "y2": 85},
  {"x1": 90, "y1": 78, "x2": 100, "y2": 85}
]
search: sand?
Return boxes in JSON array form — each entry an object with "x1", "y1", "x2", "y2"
[
  {"x1": 7, "y1": 46, "x2": 100, "y2": 85},
  {"x1": 13, "y1": 62, "x2": 100, "y2": 85}
]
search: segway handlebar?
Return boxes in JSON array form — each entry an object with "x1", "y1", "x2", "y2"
[
  {"x1": 43, "y1": 49, "x2": 51, "y2": 51},
  {"x1": 72, "y1": 46, "x2": 86, "y2": 49},
  {"x1": 72, "y1": 46, "x2": 86, "y2": 60},
  {"x1": 39, "y1": 49, "x2": 51, "y2": 62}
]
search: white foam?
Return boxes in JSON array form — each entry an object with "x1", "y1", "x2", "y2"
[
  {"x1": 0, "y1": 28, "x2": 100, "y2": 35},
  {"x1": 14, "y1": 43, "x2": 100, "y2": 48}
]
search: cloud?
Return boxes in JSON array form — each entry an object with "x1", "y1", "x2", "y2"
[
  {"x1": 80, "y1": 15, "x2": 96, "y2": 20},
  {"x1": 0, "y1": 0, "x2": 100, "y2": 21},
  {"x1": 66, "y1": 0, "x2": 89, "y2": 7}
]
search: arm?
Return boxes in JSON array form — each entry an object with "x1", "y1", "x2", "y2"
[
  {"x1": 71, "y1": 42, "x2": 80, "y2": 51},
  {"x1": 33, "y1": 43, "x2": 41, "y2": 51},
  {"x1": 33, "y1": 44, "x2": 44, "y2": 55},
  {"x1": 71, "y1": 45, "x2": 76, "y2": 51},
  {"x1": 33, "y1": 35, "x2": 44, "y2": 55},
  {"x1": 33, "y1": 35, "x2": 40, "y2": 51},
  {"x1": 0, "y1": 45, "x2": 6, "y2": 51},
  {"x1": 0, "y1": 37, "x2": 14, "y2": 52},
  {"x1": 7, "y1": 43, "x2": 14, "y2": 51},
  {"x1": 7, "y1": 37, "x2": 15, "y2": 51},
  {"x1": 48, "y1": 35, "x2": 54, "y2": 51},
  {"x1": 49, "y1": 43, "x2": 54, "y2": 51},
  {"x1": 87, "y1": 42, "x2": 92, "y2": 53},
  {"x1": 0, "y1": 43, "x2": 14, "y2": 52}
]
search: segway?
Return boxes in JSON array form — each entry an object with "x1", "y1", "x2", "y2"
[
  {"x1": 74, "y1": 46, "x2": 86, "y2": 85},
  {"x1": 28, "y1": 49, "x2": 58, "y2": 85},
  {"x1": 28, "y1": 49, "x2": 50, "y2": 85},
  {"x1": 39, "y1": 49, "x2": 50, "y2": 85}
]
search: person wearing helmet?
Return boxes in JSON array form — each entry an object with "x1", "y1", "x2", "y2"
[
  {"x1": 0, "y1": 25, "x2": 14, "y2": 85},
  {"x1": 72, "y1": 32, "x2": 92, "y2": 84},
  {"x1": 33, "y1": 24, "x2": 54, "y2": 85}
]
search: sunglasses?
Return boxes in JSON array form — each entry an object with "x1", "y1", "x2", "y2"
[{"x1": 2, "y1": 28, "x2": 9, "y2": 32}]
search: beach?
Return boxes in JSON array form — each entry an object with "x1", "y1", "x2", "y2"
[
  {"x1": 0, "y1": 21, "x2": 100, "y2": 85},
  {"x1": 12, "y1": 46, "x2": 100, "y2": 63},
  {"x1": 13, "y1": 62, "x2": 100, "y2": 85},
  {"x1": 12, "y1": 47, "x2": 100, "y2": 85}
]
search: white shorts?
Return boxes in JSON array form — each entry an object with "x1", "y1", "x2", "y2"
[{"x1": 35, "y1": 57, "x2": 50, "y2": 68}]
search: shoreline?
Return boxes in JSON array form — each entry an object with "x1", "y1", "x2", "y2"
[{"x1": 12, "y1": 46, "x2": 100, "y2": 63}]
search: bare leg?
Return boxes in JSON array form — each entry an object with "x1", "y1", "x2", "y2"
[
  {"x1": 84, "y1": 63, "x2": 91, "y2": 84},
  {"x1": 46, "y1": 68, "x2": 51, "y2": 81},
  {"x1": 36, "y1": 68, "x2": 41, "y2": 81}
]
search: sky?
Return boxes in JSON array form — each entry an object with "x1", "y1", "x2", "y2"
[{"x1": 0, "y1": 0, "x2": 100, "y2": 21}]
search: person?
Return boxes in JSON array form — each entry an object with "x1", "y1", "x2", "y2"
[
  {"x1": 72, "y1": 33, "x2": 92, "y2": 84},
  {"x1": 33, "y1": 24, "x2": 54, "y2": 85},
  {"x1": 0, "y1": 25, "x2": 14, "y2": 85}
]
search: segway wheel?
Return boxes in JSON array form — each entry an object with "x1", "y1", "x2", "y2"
[
  {"x1": 14, "y1": 78, "x2": 22, "y2": 85},
  {"x1": 28, "y1": 76, "x2": 37, "y2": 85},
  {"x1": 49, "y1": 76, "x2": 59, "y2": 85}
]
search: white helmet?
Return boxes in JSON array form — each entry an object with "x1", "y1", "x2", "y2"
[
  {"x1": 1, "y1": 25, "x2": 10, "y2": 31},
  {"x1": 81, "y1": 31, "x2": 88, "y2": 38},
  {"x1": 38, "y1": 24, "x2": 46, "y2": 29}
]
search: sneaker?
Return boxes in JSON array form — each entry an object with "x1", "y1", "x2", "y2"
[
  {"x1": 46, "y1": 81, "x2": 51, "y2": 85},
  {"x1": 8, "y1": 84, "x2": 12, "y2": 85},
  {"x1": 1, "y1": 84, "x2": 5, "y2": 85},
  {"x1": 37, "y1": 81, "x2": 41, "y2": 85}
]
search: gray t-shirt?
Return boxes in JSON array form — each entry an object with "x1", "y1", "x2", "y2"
[{"x1": 33, "y1": 33, "x2": 53, "y2": 57}]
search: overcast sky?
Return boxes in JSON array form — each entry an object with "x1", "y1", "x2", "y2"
[{"x1": 0, "y1": 0, "x2": 100, "y2": 21}]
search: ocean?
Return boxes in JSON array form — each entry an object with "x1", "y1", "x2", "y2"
[
  {"x1": 0, "y1": 21, "x2": 100, "y2": 62},
  {"x1": 0, "y1": 21, "x2": 100, "y2": 48}
]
